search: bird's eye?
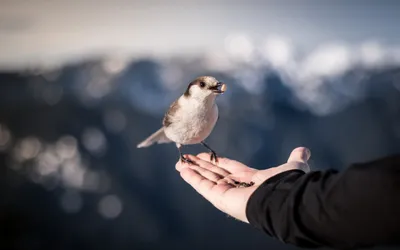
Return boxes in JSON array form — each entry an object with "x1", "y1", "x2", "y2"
[{"x1": 199, "y1": 82, "x2": 206, "y2": 88}]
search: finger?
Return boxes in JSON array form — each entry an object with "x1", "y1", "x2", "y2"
[
  {"x1": 217, "y1": 176, "x2": 245, "y2": 186},
  {"x1": 176, "y1": 154, "x2": 193, "y2": 171},
  {"x1": 197, "y1": 152, "x2": 216, "y2": 162},
  {"x1": 187, "y1": 154, "x2": 231, "y2": 176},
  {"x1": 176, "y1": 160, "x2": 183, "y2": 171},
  {"x1": 216, "y1": 178, "x2": 236, "y2": 185},
  {"x1": 287, "y1": 147, "x2": 311, "y2": 164},
  {"x1": 180, "y1": 167, "x2": 217, "y2": 198},
  {"x1": 188, "y1": 165, "x2": 224, "y2": 183},
  {"x1": 197, "y1": 153, "x2": 255, "y2": 173}
]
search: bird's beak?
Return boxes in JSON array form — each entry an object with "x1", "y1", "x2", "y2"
[{"x1": 209, "y1": 82, "x2": 227, "y2": 94}]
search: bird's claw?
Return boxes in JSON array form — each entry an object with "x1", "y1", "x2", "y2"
[
  {"x1": 180, "y1": 155, "x2": 198, "y2": 166},
  {"x1": 210, "y1": 151, "x2": 218, "y2": 163}
]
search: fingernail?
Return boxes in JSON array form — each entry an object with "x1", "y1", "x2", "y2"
[
  {"x1": 303, "y1": 148, "x2": 311, "y2": 160},
  {"x1": 295, "y1": 147, "x2": 311, "y2": 161}
]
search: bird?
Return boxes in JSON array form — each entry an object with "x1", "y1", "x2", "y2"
[{"x1": 137, "y1": 76, "x2": 227, "y2": 165}]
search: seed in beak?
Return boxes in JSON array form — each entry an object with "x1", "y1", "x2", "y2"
[{"x1": 220, "y1": 83, "x2": 227, "y2": 93}]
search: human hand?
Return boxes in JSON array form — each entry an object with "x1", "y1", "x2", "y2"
[{"x1": 176, "y1": 147, "x2": 311, "y2": 223}]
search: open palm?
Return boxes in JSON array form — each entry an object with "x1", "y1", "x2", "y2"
[{"x1": 176, "y1": 147, "x2": 311, "y2": 223}]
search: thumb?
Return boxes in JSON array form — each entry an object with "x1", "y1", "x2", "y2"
[
  {"x1": 251, "y1": 147, "x2": 311, "y2": 184},
  {"x1": 287, "y1": 147, "x2": 311, "y2": 164}
]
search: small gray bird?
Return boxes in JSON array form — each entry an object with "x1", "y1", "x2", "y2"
[{"x1": 137, "y1": 76, "x2": 227, "y2": 164}]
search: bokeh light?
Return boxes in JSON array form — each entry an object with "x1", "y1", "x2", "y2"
[
  {"x1": 98, "y1": 195, "x2": 123, "y2": 219},
  {"x1": 82, "y1": 128, "x2": 107, "y2": 156}
]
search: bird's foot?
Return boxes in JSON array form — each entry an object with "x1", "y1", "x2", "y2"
[
  {"x1": 233, "y1": 180, "x2": 255, "y2": 188},
  {"x1": 200, "y1": 142, "x2": 219, "y2": 164},
  {"x1": 209, "y1": 151, "x2": 218, "y2": 163},
  {"x1": 180, "y1": 155, "x2": 198, "y2": 166}
]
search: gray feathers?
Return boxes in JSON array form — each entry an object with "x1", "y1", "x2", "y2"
[
  {"x1": 136, "y1": 127, "x2": 172, "y2": 148},
  {"x1": 163, "y1": 100, "x2": 180, "y2": 127}
]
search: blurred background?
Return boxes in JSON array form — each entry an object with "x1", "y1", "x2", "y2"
[{"x1": 1, "y1": 1, "x2": 400, "y2": 250}]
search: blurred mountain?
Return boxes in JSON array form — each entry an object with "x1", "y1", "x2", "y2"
[{"x1": 0, "y1": 57, "x2": 399, "y2": 250}]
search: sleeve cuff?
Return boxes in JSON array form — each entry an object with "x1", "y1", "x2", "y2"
[{"x1": 245, "y1": 169, "x2": 306, "y2": 232}]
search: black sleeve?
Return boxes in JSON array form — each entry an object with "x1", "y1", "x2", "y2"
[{"x1": 245, "y1": 154, "x2": 400, "y2": 249}]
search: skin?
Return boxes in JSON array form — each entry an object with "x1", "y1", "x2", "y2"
[{"x1": 175, "y1": 147, "x2": 311, "y2": 223}]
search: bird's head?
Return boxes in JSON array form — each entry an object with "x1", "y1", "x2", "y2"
[{"x1": 183, "y1": 76, "x2": 227, "y2": 101}]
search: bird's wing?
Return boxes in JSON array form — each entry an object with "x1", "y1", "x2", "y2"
[
  {"x1": 162, "y1": 99, "x2": 179, "y2": 127},
  {"x1": 137, "y1": 127, "x2": 171, "y2": 148}
]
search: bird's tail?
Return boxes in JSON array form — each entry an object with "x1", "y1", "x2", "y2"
[{"x1": 137, "y1": 127, "x2": 172, "y2": 148}]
